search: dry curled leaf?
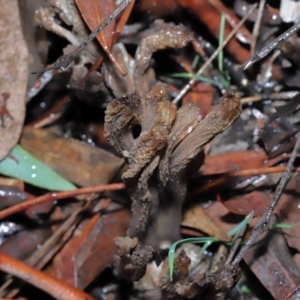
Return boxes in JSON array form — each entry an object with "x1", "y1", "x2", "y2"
[
  {"x1": 0, "y1": 0, "x2": 28, "y2": 160},
  {"x1": 182, "y1": 206, "x2": 230, "y2": 242}
]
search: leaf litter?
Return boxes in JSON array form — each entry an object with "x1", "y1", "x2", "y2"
[{"x1": 2, "y1": 0, "x2": 300, "y2": 299}]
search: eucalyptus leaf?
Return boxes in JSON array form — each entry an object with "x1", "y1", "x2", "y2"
[{"x1": 0, "y1": 145, "x2": 76, "y2": 191}]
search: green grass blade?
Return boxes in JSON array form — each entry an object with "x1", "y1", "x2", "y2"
[
  {"x1": 168, "y1": 237, "x2": 217, "y2": 281},
  {"x1": 0, "y1": 145, "x2": 76, "y2": 191},
  {"x1": 198, "y1": 238, "x2": 218, "y2": 258},
  {"x1": 218, "y1": 13, "x2": 226, "y2": 72},
  {"x1": 227, "y1": 211, "x2": 254, "y2": 238},
  {"x1": 191, "y1": 55, "x2": 200, "y2": 69},
  {"x1": 269, "y1": 222, "x2": 300, "y2": 229},
  {"x1": 217, "y1": 71, "x2": 231, "y2": 88}
]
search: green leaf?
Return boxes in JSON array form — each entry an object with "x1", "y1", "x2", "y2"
[{"x1": 0, "y1": 145, "x2": 76, "y2": 191}]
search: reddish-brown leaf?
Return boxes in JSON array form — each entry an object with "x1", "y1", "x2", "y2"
[
  {"x1": 244, "y1": 216, "x2": 300, "y2": 300},
  {"x1": 200, "y1": 150, "x2": 270, "y2": 175},
  {"x1": 208, "y1": 0, "x2": 252, "y2": 44},
  {"x1": 176, "y1": 0, "x2": 250, "y2": 64},
  {"x1": 138, "y1": 0, "x2": 179, "y2": 16},
  {"x1": 53, "y1": 205, "x2": 130, "y2": 289},
  {"x1": 74, "y1": 0, "x2": 125, "y2": 75},
  {"x1": 220, "y1": 190, "x2": 271, "y2": 217}
]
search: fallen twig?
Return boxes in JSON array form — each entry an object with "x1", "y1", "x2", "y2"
[
  {"x1": 232, "y1": 131, "x2": 300, "y2": 264},
  {"x1": 0, "y1": 252, "x2": 94, "y2": 300},
  {"x1": 241, "y1": 20, "x2": 300, "y2": 70},
  {"x1": 0, "y1": 183, "x2": 125, "y2": 220}
]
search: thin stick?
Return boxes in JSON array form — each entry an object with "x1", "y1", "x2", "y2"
[
  {"x1": 0, "y1": 183, "x2": 125, "y2": 220},
  {"x1": 232, "y1": 131, "x2": 300, "y2": 264},
  {"x1": 172, "y1": 3, "x2": 257, "y2": 104},
  {"x1": 32, "y1": 0, "x2": 131, "y2": 74},
  {"x1": 0, "y1": 252, "x2": 94, "y2": 300},
  {"x1": 26, "y1": 70, "x2": 56, "y2": 102},
  {"x1": 241, "y1": 91, "x2": 299, "y2": 104},
  {"x1": 282, "y1": 284, "x2": 300, "y2": 300},
  {"x1": 251, "y1": 0, "x2": 266, "y2": 56},
  {"x1": 225, "y1": 225, "x2": 247, "y2": 265},
  {"x1": 241, "y1": 20, "x2": 300, "y2": 70}
]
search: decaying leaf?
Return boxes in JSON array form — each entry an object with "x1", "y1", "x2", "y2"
[
  {"x1": 20, "y1": 127, "x2": 123, "y2": 187},
  {"x1": 243, "y1": 216, "x2": 300, "y2": 299},
  {"x1": 0, "y1": 0, "x2": 28, "y2": 160},
  {"x1": 53, "y1": 205, "x2": 130, "y2": 289},
  {"x1": 182, "y1": 206, "x2": 230, "y2": 242},
  {"x1": 261, "y1": 92, "x2": 300, "y2": 134}
]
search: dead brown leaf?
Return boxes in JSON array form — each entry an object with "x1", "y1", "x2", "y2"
[
  {"x1": 52, "y1": 205, "x2": 130, "y2": 289},
  {"x1": 0, "y1": 0, "x2": 28, "y2": 160},
  {"x1": 182, "y1": 206, "x2": 230, "y2": 242},
  {"x1": 243, "y1": 216, "x2": 300, "y2": 299},
  {"x1": 20, "y1": 127, "x2": 123, "y2": 187}
]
